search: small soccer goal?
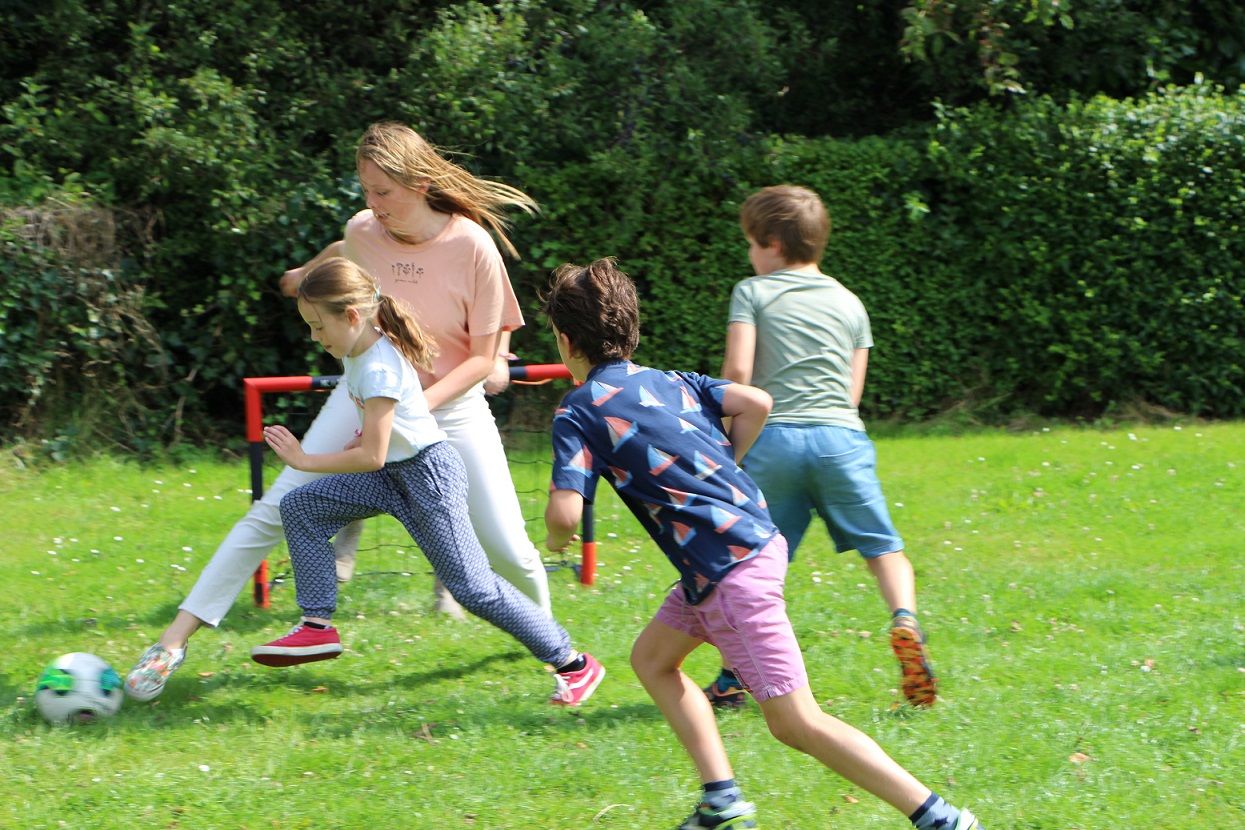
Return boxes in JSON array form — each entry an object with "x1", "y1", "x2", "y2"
[{"x1": 241, "y1": 363, "x2": 597, "y2": 607}]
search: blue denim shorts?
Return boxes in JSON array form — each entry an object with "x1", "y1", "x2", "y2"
[{"x1": 743, "y1": 423, "x2": 902, "y2": 559}]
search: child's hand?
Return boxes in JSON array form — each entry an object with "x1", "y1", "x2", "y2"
[
  {"x1": 484, "y1": 352, "x2": 516, "y2": 396},
  {"x1": 278, "y1": 267, "x2": 304, "y2": 298},
  {"x1": 545, "y1": 532, "x2": 580, "y2": 554},
  {"x1": 263, "y1": 425, "x2": 308, "y2": 470}
]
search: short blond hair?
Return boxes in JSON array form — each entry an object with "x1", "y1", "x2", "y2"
[{"x1": 740, "y1": 185, "x2": 830, "y2": 265}]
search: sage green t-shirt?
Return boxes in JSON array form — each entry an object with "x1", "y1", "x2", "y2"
[{"x1": 727, "y1": 269, "x2": 871, "y2": 430}]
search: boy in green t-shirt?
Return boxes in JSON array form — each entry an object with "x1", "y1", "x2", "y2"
[{"x1": 704, "y1": 185, "x2": 938, "y2": 710}]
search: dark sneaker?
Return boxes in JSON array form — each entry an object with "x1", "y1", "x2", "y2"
[
  {"x1": 125, "y1": 643, "x2": 187, "y2": 701},
  {"x1": 890, "y1": 614, "x2": 938, "y2": 707},
  {"x1": 251, "y1": 624, "x2": 343, "y2": 667},
  {"x1": 702, "y1": 672, "x2": 748, "y2": 709},
  {"x1": 550, "y1": 653, "x2": 605, "y2": 706},
  {"x1": 677, "y1": 799, "x2": 758, "y2": 829}
]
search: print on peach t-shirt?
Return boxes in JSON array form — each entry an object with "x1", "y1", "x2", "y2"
[{"x1": 341, "y1": 210, "x2": 525, "y2": 389}]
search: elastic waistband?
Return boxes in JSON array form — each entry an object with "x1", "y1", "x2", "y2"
[{"x1": 385, "y1": 440, "x2": 446, "y2": 468}]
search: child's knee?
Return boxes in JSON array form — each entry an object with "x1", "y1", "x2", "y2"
[
  {"x1": 766, "y1": 715, "x2": 807, "y2": 750},
  {"x1": 278, "y1": 489, "x2": 313, "y2": 526},
  {"x1": 628, "y1": 640, "x2": 657, "y2": 679}
]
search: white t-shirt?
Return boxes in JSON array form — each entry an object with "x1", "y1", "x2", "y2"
[{"x1": 343, "y1": 334, "x2": 447, "y2": 463}]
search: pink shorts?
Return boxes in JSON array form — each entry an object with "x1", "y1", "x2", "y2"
[{"x1": 654, "y1": 536, "x2": 807, "y2": 702}]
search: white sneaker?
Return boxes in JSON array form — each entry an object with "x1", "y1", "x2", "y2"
[
  {"x1": 124, "y1": 643, "x2": 186, "y2": 701},
  {"x1": 433, "y1": 577, "x2": 467, "y2": 621},
  {"x1": 954, "y1": 808, "x2": 984, "y2": 830}
]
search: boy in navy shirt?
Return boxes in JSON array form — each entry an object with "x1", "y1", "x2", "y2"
[{"x1": 541, "y1": 258, "x2": 984, "y2": 830}]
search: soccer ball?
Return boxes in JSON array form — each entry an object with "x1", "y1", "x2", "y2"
[{"x1": 35, "y1": 653, "x2": 124, "y2": 724}]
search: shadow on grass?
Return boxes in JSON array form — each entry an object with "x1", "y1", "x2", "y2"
[
  {"x1": 120, "y1": 648, "x2": 672, "y2": 737},
  {"x1": 13, "y1": 599, "x2": 300, "y2": 641}
]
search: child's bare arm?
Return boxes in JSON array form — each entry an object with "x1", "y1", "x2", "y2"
[
  {"x1": 850, "y1": 347, "x2": 869, "y2": 408},
  {"x1": 720, "y1": 321, "x2": 756, "y2": 385},
  {"x1": 264, "y1": 396, "x2": 394, "y2": 473},
  {"x1": 545, "y1": 488, "x2": 585, "y2": 552},
  {"x1": 720, "y1": 383, "x2": 772, "y2": 462}
]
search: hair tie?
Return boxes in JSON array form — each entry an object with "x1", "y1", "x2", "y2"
[{"x1": 373, "y1": 288, "x2": 381, "y2": 302}]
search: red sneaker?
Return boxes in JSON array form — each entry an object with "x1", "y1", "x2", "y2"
[
  {"x1": 251, "y1": 623, "x2": 343, "y2": 667},
  {"x1": 550, "y1": 653, "x2": 605, "y2": 706}
]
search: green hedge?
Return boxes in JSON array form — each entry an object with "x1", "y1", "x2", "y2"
[
  {"x1": 763, "y1": 84, "x2": 1245, "y2": 420},
  {"x1": 3, "y1": 1, "x2": 1245, "y2": 451}
]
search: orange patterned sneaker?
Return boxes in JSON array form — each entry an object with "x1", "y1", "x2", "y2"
[
  {"x1": 702, "y1": 671, "x2": 748, "y2": 709},
  {"x1": 890, "y1": 614, "x2": 938, "y2": 707}
]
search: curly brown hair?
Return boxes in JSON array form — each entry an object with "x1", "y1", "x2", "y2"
[{"x1": 540, "y1": 257, "x2": 640, "y2": 366}]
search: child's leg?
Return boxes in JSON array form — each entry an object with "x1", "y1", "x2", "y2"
[
  {"x1": 390, "y1": 444, "x2": 573, "y2": 666},
  {"x1": 249, "y1": 473, "x2": 385, "y2": 667},
  {"x1": 438, "y1": 393, "x2": 552, "y2": 613},
  {"x1": 756, "y1": 685, "x2": 930, "y2": 814},
  {"x1": 631, "y1": 618, "x2": 733, "y2": 784},
  {"x1": 866, "y1": 549, "x2": 916, "y2": 614},
  {"x1": 865, "y1": 550, "x2": 937, "y2": 708},
  {"x1": 280, "y1": 473, "x2": 385, "y2": 620},
  {"x1": 180, "y1": 383, "x2": 360, "y2": 630}
]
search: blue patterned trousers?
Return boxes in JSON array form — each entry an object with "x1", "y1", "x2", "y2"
[{"x1": 279, "y1": 441, "x2": 572, "y2": 666}]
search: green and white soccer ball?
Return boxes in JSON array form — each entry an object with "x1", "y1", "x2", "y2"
[{"x1": 35, "y1": 653, "x2": 124, "y2": 724}]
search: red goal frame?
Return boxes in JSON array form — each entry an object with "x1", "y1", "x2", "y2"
[{"x1": 242, "y1": 364, "x2": 597, "y2": 607}]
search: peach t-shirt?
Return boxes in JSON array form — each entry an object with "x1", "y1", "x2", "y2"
[{"x1": 341, "y1": 210, "x2": 524, "y2": 389}]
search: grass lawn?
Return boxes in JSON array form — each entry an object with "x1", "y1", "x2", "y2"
[{"x1": 1, "y1": 422, "x2": 1242, "y2": 829}]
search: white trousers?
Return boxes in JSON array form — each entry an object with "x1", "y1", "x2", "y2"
[{"x1": 180, "y1": 383, "x2": 551, "y2": 626}]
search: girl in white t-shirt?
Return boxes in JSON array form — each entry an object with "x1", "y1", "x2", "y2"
[{"x1": 249, "y1": 258, "x2": 603, "y2": 706}]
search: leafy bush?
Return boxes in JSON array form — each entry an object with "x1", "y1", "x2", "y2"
[
  {"x1": 0, "y1": 193, "x2": 170, "y2": 452},
  {"x1": 3, "y1": 1, "x2": 1245, "y2": 451},
  {"x1": 775, "y1": 84, "x2": 1245, "y2": 419}
]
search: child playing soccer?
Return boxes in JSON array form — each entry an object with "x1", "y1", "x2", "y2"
[
  {"x1": 541, "y1": 258, "x2": 983, "y2": 828},
  {"x1": 705, "y1": 184, "x2": 937, "y2": 710},
  {"x1": 252, "y1": 257, "x2": 604, "y2": 707}
]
